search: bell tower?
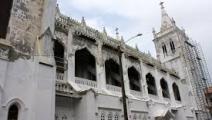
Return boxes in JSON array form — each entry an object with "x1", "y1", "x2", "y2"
[{"x1": 153, "y1": 2, "x2": 189, "y2": 78}]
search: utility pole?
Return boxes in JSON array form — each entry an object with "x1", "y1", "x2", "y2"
[{"x1": 117, "y1": 33, "x2": 142, "y2": 120}]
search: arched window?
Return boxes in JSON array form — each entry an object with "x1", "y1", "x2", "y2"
[
  {"x1": 170, "y1": 40, "x2": 175, "y2": 53},
  {"x1": 173, "y1": 83, "x2": 181, "y2": 101},
  {"x1": 146, "y1": 73, "x2": 157, "y2": 95},
  {"x1": 160, "y1": 78, "x2": 170, "y2": 98},
  {"x1": 54, "y1": 41, "x2": 65, "y2": 73},
  {"x1": 75, "y1": 48, "x2": 96, "y2": 81},
  {"x1": 114, "y1": 113, "x2": 119, "y2": 120},
  {"x1": 133, "y1": 114, "x2": 137, "y2": 120},
  {"x1": 105, "y1": 59, "x2": 121, "y2": 87},
  {"x1": 162, "y1": 43, "x2": 167, "y2": 56},
  {"x1": 128, "y1": 67, "x2": 141, "y2": 91},
  {"x1": 101, "y1": 112, "x2": 105, "y2": 120},
  {"x1": 0, "y1": 0, "x2": 13, "y2": 38},
  {"x1": 107, "y1": 112, "x2": 113, "y2": 120},
  {"x1": 7, "y1": 104, "x2": 19, "y2": 120}
]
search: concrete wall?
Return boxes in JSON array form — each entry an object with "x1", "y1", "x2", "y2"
[{"x1": 0, "y1": 58, "x2": 56, "y2": 120}]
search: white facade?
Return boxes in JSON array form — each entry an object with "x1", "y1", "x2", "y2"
[{"x1": 0, "y1": 0, "x2": 208, "y2": 120}]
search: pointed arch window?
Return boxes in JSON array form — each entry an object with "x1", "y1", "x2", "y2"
[
  {"x1": 128, "y1": 67, "x2": 141, "y2": 91},
  {"x1": 101, "y1": 112, "x2": 105, "y2": 120},
  {"x1": 75, "y1": 48, "x2": 96, "y2": 81},
  {"x1": 105, "y1": 59, "x2": 122, "y2": 87},
  {"x1": 170, "y1": 40, "x2": 175, "y2": 53},
  {"x1": 54, "y1": 40, "x2": 65, "y2": 74},
  {"x1": 0, "y1": 0, "x2": 13, "y2": 38},
  {"x1": 172, "y1": 83, "x2": 181, "y2": 101},
  {"x1": 162, "y1": 43, "x2": 167, "y2": 56},
  {"x1": 160, "y1": 78, "x2": 170, "y2": 98},
  {"x1": 146, "y1": 73, "x2": 157, "y2": 95},
  {"x1": 7, "y1": 104, "x2": 19, "y2": 120},
  {"x1": 114, "y1": 113, "x2": 119, "y2": 120},
  {"x1": 107, "y1": 112, "x2": 113, "y2": 120}
]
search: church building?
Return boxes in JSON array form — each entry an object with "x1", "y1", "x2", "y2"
[{"x1": 0, "y1": 0, "x2": 210, "y2": 120}]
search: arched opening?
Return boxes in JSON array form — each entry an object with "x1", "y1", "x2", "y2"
[
  {"x1": 160, "y1": 78, "x2": 170, "y2": 98},
  {"x1": 162, "y1": 43, "x2": 167, "y2": 56},
  {"x1": 146, "y1": 73, "x2": 157, "y2": 95},
  {"x1": 54, "y1": 40, "x2": 65, "y2": 73},
  {"x1": 7, "y1": 104, "x2": 19, "y2": 120},
  {"x1": 128, "y1": 67, "x2": 141, "y2": 91},
  {"x1": 75, "y1": 48, "x2": 96, "y2": 81},
  {"x1": 173, "y1": 83, "x2": 181, "y2": 101},
  {"x1": 105, "y1": 59, "x2": 121, "y2": 87},
  {"x1": 0, "y1": 0, "x2": 13, "y2": 38},
  {"x1": 170, "y1": 40, "x2": 175, "y2": 53}
]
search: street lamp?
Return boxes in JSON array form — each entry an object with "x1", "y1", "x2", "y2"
[{"x1": 118, "y1": 33, "x2": 142, "y2": 120}]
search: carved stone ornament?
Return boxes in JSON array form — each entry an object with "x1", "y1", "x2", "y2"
[{"x1": 0, "y1": 47, "x2": 10, "y2": 59}]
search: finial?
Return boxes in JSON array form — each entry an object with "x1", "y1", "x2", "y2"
[
  {"x1": 152, "y1": 28, "x2": 156, "y2": 35},
  {"x1": 115, "y1": 27, "x2": 120, "y2": 40},
  {"x1": 81, "y1": 17, "x2": 86, "y2": 26},
  {"x1": 103, "y1": 27, "x2": 107, "y2": 35},
  {"x1": 160, "y1": 2, "x2": 165, "y2": 9}
]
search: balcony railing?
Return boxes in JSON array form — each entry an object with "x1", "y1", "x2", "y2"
[
  {"x1": 106, "y1": 84, "x2": 122, "y2": 92},
  {"x1": 130, "y1": 90, "x2": 142, "y2": 97},
  {"x1": 75, "y1": 77, "x2": 97, "y2": 88},
  {"x1": 56, "y1": 80, "x2": 73, "y2": 94},
  {"x1": 56, "y1": 73, "x2": 64, "y2": 81}
]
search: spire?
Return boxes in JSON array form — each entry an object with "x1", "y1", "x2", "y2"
[
  {"x1": 81, "y1": 16, "x2": 86, "y2": 26},
  {"x1": 160, "y1": 2, "x2": 175, "y2": 31}
]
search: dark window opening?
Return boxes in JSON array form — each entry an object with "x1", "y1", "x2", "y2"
[
  {"x1": 128, "y1": 67, "x2": 141, "y2": 91},
  {"x1": 162, "y1": 43, "x2": 167, "y2": 56},
  {"x1": 170, "y1": 41, "x2": 175, "y2": 53},
  {"x1": 8, "y1": 104, "x2": 19, "y2": 120},
  {"x1": 0, "y1": 0, "x2": 13, "y2": 39},
  {"x1": 75, "y1": 48, "x2": 96, "y2": 81},
  {"x1": 173, "y1": 83, "x2": 181, "y2": 101},
  {"x1": 54, "y1": 41, "x2": 65, "y2": 73},
  {"x1": 160, "y1": 78, "x2": 170, "y2": 98},
  {"x1": 146, "y1": 73, "x2": 157, "y2": 95},
  {"x1": 105, "y1": 59, "x2": 122, "y2": 87}
]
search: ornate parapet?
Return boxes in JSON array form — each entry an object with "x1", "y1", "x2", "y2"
[{"x1": 55, "y1": 11, "x2": 180, "y2": 79}]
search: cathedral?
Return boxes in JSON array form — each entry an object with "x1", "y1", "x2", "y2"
[{"x1": 0, "y1": 0, "x2": 211, "y2": 120}]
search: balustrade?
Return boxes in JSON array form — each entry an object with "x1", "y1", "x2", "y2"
[{"x1": 75, "y1": 77, "x2": 97, "y2": 88}]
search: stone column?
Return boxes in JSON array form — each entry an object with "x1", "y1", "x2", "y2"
[
  {"x1": 67, "y1": 28, "x2": 75, "y2": 83},
  {"x1": 167, "y1": 74, "x2": 175, "y2": 103},
  {"x1": 122, "y1": 53, "x2": 130, "y2": 95},
  {"x1": 96, "y1": 41, "x2": 106, "y2": 90},
  {"x1": 140, "y1": 61, "x2": 149, "y2": 98},
  {"x1": 155, "y1": 69, "x2": 163, "y2": 100}
]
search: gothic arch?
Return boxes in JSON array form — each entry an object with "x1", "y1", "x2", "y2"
[
  {"x1": 105, "y1": 59, "x2": 121, "y2": 87},
  {"x1": 128, "y1": 66, "x2": 141, "y2": 91},
  {"x1": 75, "y1": 48, "x2": 97, "y2": 81},
  {"x1": 4, "y1": 98, "x2": 26, "y2": 120},
  {"x1": 160, "y1": 78, "x2": 170, "y2": 98},
  {"x1": 169, "y1": 40, "x2": 175, "y2": 53},
  {"x1": 0, "y1": 0, "x2": 14, "y2": 38},
  {"x1": 146, "y1": 73, "x2": 157, "y2": 95},
  {"x1": 172, "y1": 83, "x2": 181, "y2": 101},
  {"x1": 162, "y1": 42, "x2": 167, "y2": 56},
  {"x1": 54, "y1": 40, "x2": 65, "y2": 73}
]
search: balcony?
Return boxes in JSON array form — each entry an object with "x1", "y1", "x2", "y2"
[
  {"x1": 75, "y1": 77, "x2": 97, "y2": 88},
  {"x1": 106, "y1": 84, "x2": 122, "y2": 93},
  {"x1": 56, "y1": 73, "x2": 64, "y2": 81},
  {"x1": 130, "y1": 90, "x2": 142, "y2": 97},
  {"x1": 56, "y1": 80, "x2": 73, "y2": 95}
]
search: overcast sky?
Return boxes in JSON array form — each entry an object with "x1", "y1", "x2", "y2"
[{"x1": 57, "y1": 0, "x2": 212, "y2": 77}]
